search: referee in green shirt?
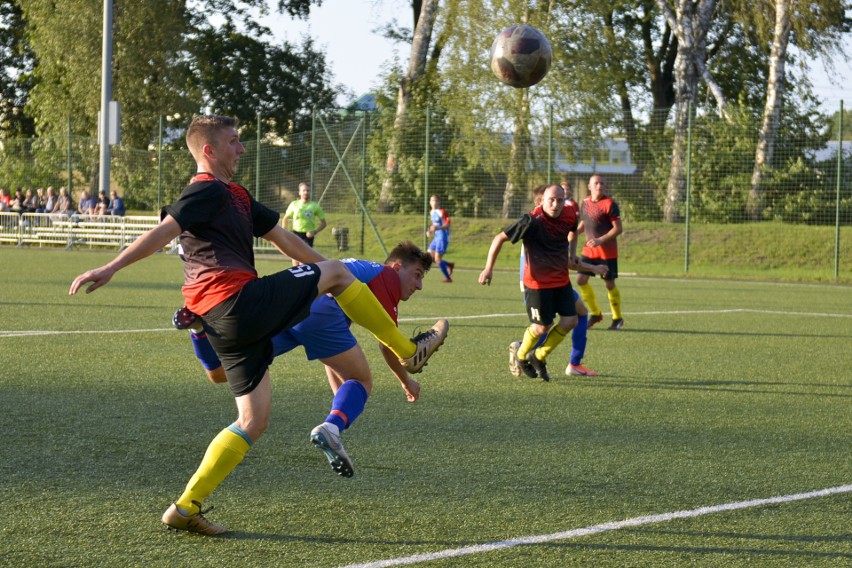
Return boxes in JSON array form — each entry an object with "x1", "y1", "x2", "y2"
[{"x1": 283, "y1": 182, "x2": 327, "y2": 265}]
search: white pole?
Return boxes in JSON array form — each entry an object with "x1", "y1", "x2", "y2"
[{"x1": 98, "y1": 0, "x2": 113, "y2": 196}]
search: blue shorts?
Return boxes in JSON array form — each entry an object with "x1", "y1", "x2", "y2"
[
  {"x1": 271, "y1": 295, "x2": 357, "y2": 360},
  {"x1": 428, "y1": 233, "x2": 449, "y2": 256}
]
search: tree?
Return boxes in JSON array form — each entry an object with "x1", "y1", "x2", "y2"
[
  {"x1": 0, "y1": 1, "x2": 35, "y2": 136},
  {"x1": 656, "y1": 0, "x2": 721, "y2": 222},
  {"x1": 746, "y1": 0, "x2": 849, "y2": 219},
  {"x1": 378, "y1": 0, "x2": 440, "y2": 212},
  {"x1": 188, "y1": 23, "x2": 338, "y2": 138}
]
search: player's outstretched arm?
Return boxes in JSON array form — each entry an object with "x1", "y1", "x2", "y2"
[
  {"x1": 479, "y1": 232, "x2": 509, "y2": 286},
  {"x1": 380, "y1": 344, "x2": 420, "y2": 402},
  {"x1": 569, "y1": 257, "x2": 608, "y2": 277},
  {"x1": 263, "y1": 224, "x2": 326, "y2": 265},
  {"x1": 69, "y1": 215, "x2": 182, "y2": 295}
]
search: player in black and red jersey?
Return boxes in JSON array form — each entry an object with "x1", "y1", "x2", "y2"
[
  {"x1": 69, "y1": 115, "x2": 448, "y2": 536},
  {"x1": 479, "y1": 183, "x2": 584, "y2": 381},
  {"x1": 576, "y1": 174, "x2": 624, "y2": 330}
]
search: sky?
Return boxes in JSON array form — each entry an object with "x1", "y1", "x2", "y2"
[
  {"x1": 259, "y1": 0, "x2": 411, "y2": 104},
  {"x1": 261, "y1": 0, "x2": 851, "y2": 113}
]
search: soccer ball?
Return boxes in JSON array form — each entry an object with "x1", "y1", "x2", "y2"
[{"x1": 489, "y1": 24, "x2": 552, "y2": 88}]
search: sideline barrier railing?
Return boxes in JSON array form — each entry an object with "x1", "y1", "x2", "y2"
[{"x1": 0, "y1": 212, "x2": 178, "y2": 251}]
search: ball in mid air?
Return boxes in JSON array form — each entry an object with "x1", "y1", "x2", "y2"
[{"x1": 489, "y1": 24, "x2": 552, "y2": 88}]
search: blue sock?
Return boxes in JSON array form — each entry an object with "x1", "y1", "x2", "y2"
[
  {"x1": 191, "y1": 331, "x2": 221, "y2": 371},
  {"x1": 570, "y1": 315, "x2": 588, "y2": 366},
  {"x1": 326, "y1": 380, "x2": 369, "y2": 431},
  {"x1": 439, "y1": 260, "x2": 450, "y2": 278}
]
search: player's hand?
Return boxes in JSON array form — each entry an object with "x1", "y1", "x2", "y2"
[
  {"x1": 403, "y1": 377, "x2": 420, "y2": 402},
  {"x1": 478, "y1": 269, "x2": 493, "y2": 286},
  {"x1": 69, "y1": 266, "x2": 115, "y2": 295},
  {"x1": 593, "y1": 264, "x2": 609, "y2": 276}
]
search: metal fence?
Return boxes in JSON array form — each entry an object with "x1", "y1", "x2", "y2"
[
  {"x1": 0, "y1": 212, "x2": 177, "y2": 251},
  {"x1": 0, "y1": 103, "x2": 849, "y2": 271}
]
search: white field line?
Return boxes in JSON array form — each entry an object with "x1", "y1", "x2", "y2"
[
  {"x1": 398, "y1": 308, "x2": 852, "y2": 323},
  {"x1": 340, "y1": 484, "x2": 852, "y2": 568},
  {"x1": 0, "y1": 328, "x2": 174, "y2": 338},
  {"x1": 1, "y1": 308, "x2": 849, "y2": 338}
]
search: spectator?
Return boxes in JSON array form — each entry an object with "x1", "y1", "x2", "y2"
[
  {"x1": 43, "y1": 187, "x2": 58, "y2": 214},
  {"x1": 93, "y1": 190, "x2": 110, "y2": 216},
  {"x1": 52, "y1": 187, "x2": 73, "y2": 217},
  {"x1": 77, "y1": 190, "x2": 96, "y2": 217},
  {"x1": 0, "y1": 188, "x2": 11, "y2": 212},
  {"x1": 107, "y1": 190, "x2": 126, "y2": 216},
  {"x1": 10, "y1": 188, "x2": 25, "y2": 213},
  {"x1": 35, "y1": 188, "x2": 47, "y2": 213},
  {"x1": 23, "y1": 189, "x2": 40, "y2": 213}
]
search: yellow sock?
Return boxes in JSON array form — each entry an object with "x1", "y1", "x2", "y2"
[
  {"x1": 335, "y1": 280, "x2": 415, "y2": 359},
  {"x1": 517, "y1": 326, "x2": 541, "y2": 360},
  {"x1": 578, "y1": 283, "x2": 601, "y2": 316},
  {"x1": 608, "y1": 286, "x2": 622, "y2": 320},
  {"x1": 176, "y1": 425, "x2": 251, "y2": 514},
  {"x1": 534, "y1": 324, "x2": 568, "y2": 361}
]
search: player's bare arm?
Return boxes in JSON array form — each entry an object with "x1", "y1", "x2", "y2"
[
  {"x1": 69, "y1": 215, "x2": 182, "y2": 295},
  {"x1": 380, "y1": 344, "x2": 420, "y2": 402},
  {"x1": 479, "y1": 232, "x2": 509, "y2": 285},
  {"x1": 263, "y1": 224, "x2": 326, "y2": 264}
]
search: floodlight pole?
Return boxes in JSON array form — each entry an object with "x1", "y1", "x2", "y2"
[{"x1": 98, "y1": 0, "x2": 113, "y2": 196}]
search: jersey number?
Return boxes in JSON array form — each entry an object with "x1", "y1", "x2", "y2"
[{"x1": 289, "y1": 265, "x2": 316, "y2": 278}]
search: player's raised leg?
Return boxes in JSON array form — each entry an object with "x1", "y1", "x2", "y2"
[{"x1": 317, "y1": 259, "x2": 448, "y2": 373}]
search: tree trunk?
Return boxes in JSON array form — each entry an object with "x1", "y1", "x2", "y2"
[
  {"x1": 502, "y1": 88, "x2": 531, "y2": 219},
  {"x1": 747, "y1": 0, "x2": 791, "y2": 220},
  {"x1": 657, "y1": 0, "x2": 717, "y2": 222},
  {"x1": 378, "y1": 0, "x2": 439, "y2": 212}
]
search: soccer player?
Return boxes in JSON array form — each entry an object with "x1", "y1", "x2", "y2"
[
  {"x1": 69, "y1": 115, "x2": 448, "y2": 536},
  {"x1": 426, "y1": 194, "x2": 455, "y2": 282},
  {"x1": 576, "y1": 174, "x2": 624, "y2": 329},
  {"x1": 478, "y1": 183, "x2": 581, "y2": 381},
  {"x1": 178, "y1": 242, "x2": 433, "y2": 477},
  {"x1": 511, "y1": 246, "x2": 608, "y2": 378}
]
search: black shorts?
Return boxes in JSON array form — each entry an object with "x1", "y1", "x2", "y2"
[
  {"x1": 578, "y1": 257, "x2": 618, "y2": 280},
  {"x1": 293, "y1": 231, "x2": 315, "y2": 247},
  {"x1": 523, "y1": 284, "x2": 577, "y2": 326},
  {"x1": 202, "y1": 264, "x2": 321, "y2": 396}
]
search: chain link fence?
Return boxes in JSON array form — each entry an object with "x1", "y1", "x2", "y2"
[{"x1": 1, "y1": 104, "x2": 849, "y2": 275}]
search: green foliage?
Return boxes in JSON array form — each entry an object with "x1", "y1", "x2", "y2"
[
  {"x1": 18, "y1": 0, "x2": 332, "y2": 145},
  {"x1": 827, "y1": 109, "x2": 852, "y2": 141},
  {"x1": 188, "y1": 23, "x2": 338, "y2": 137},
  {"x1": 0, "y1": 0, "x2": 35, "y2": 136}
]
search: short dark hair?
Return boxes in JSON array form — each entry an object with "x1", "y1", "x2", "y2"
[{"x1": 386, "y1": 241, "x2": 433, "y2": 272}]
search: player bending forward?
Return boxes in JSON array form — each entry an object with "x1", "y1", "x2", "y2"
[{"x1": 177, "y1": 242, "x2": 433, "y2": 478}]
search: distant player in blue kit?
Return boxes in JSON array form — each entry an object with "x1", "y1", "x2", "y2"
[
  {"x1": 427, "y1": 194, "x2": 455, "y2": 283},
  {"x1": 177, "y1": 241, "x2": 434, "y2": 478}
]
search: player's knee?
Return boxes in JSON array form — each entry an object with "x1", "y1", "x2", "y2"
[
  {"x1": 237, "y1": 415, "x2": 269, "y2": 441},
  {"x1": 317, "y1": 259, "x2": 354, "y2": 293},
  {"x1": 559, "y1": 316, "x2": 578, "y2": 332},
  {"x1": 354, "y1": 377, "x2": 373, "y2": 395}
]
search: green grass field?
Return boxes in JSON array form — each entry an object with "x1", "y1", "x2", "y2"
[{"x1": 1, "y1": 248, "x2": 850, "y2": 567}]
